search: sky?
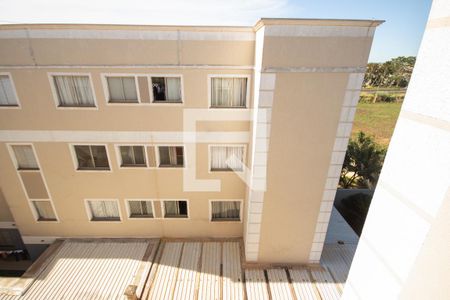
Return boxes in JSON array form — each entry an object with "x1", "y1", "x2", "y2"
[{"x1": 0, "y1": 0, "x2": 433, "y2": 62}]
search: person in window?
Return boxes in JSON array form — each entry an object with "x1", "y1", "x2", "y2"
[{"x1": 153, "y1": 81, "x2": 166, "y2": 100}]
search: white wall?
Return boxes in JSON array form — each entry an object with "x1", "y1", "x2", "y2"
[{"x1": 343, "y1": 0, "x2": 450, "y2": 299}]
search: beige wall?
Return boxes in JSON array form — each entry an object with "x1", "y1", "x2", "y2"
[
  {"x1": 0, "y1": 188, "x2": 14, "y2": 222},
  {"x1": 0, "y1": 68, "x2": 253, "y2": 131},
  {"x1": 0, "y1": 142, "x2": 247, "y2": 237},
  {"x1": 263, "y1": 36, "x2": 373, "y2": 68},
  {"x1": 258, "y1": 72, "x2": 348, "y2": 263}
]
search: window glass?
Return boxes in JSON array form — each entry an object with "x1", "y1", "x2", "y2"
[
  {"x1": 12, "y1": 145, "x2": 39, "y2": 170},
  {"x1": 211, "y1": 201, "x2": 240, "y2": 221},
  {"x1": 0, "y1": 75, "x2": 18, "y2": 106},
  {"x1": 107, "y1": 77, "x2": 138, "y2": 103},
  {"x1": 164, "y1": 201, "x2": 188, "y2": 218},
  {"x1": 53, "y1": 75, "x2": 95, "y2": 107},
  {"x1": 129, "y1": 200, "x2": 153, "y2": 218},
  {"x1": 211, "y1": 78, "x2": 247, "y2": 108},
  {"x1": 152, "y1": 77, "x2": 182, "y2": 102},
  {"x1": 33, "y1": 201, "x2": 57, "y2": 221}
]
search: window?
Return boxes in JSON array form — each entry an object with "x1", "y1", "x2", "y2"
[
  {"x1": 87, "y1": 200, "x2": 120, "y2": 221},
  {"x1": 11, "y1": 145, "x2": 39, "y2": 170},
  {"x1": 151, "y1": 77, "x2": 182, "y2": 103},
  {"x1": 211, "y1": 201, "x2": 241, "y2": 221},
  {"x1": 53, "y1": 75, "x2": 95, "y2": 107},
  {"x1": 158, "y1": 146, "x2": 184, "y2": 167},
  {"x1": 106, "y1": 76, "x2": 138, "y2": 103},
  {"x1": 164, "y1": 201, "x2": 188, "y2": 218},
  {"x1": 119, "y1": 146, "x2": 146, "y2": 167},
  {"x1": 0, "y1": 75, "x2": 18, "y2": 106},
  {"x1": 32, "y1": 201, "x2": 57, "y2": 221},
  {"x1": 128, "y1": 200, "x2": 154, "y2": 218},
  {"x1": 211, "y1": 77, "x2": 247, "y2": 108},
  {"x1": 74, "y1": 145, "x2": 110, "y2": 170},
  {"x1": 210, "y1": 146, "x2": 244, "y2": 171}
]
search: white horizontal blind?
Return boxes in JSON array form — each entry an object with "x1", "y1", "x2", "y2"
[
  {"x1": 107, "y1": 77, "x2": 138, "y2": 102},
  {"x1": 12, "y1": 145, "x2": 39, "y2": 169},
  {"x1": 0, "y1": 75, "x2": 17, "y2": 106},
  {"x1": 129, "y1": 200, "x2": 153, "y2": 217},
  {"x1": 211, "y1": 201, "x2": 240, "y2": 220},
  {"x1": 211, "y1": 77, "x2": 247, "y2": 107},
  {"x1": 53, "y1": 75, "x2": 95, "y2": 107},
  {"x1": 88, "y1": 200, "x2": 120, "y2": 220},
  {"x1": 33, "y1": 201, "x2": 56, "y2": 220},
  {"x1": 211, "y1": 146, "x2": 244, "y2": 171}
]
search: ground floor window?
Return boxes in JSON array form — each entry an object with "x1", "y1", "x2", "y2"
[
  {"x1": 128, "y1": 200, "x2": 154, "y2": 218},
  {"x1": 211, "y1": 201, "x2": 241, "y2": 221},
  {"x1": 164, "y1": 200, "x2": 188, "y2": 218},
  {"x1": 32, "y1": 200, "x2": 57, "y2": 221},
  {"x1": 87, "y1": 200, "x2": 120, "y2": 221},
  {"x1": 158, "y1": 146, "x2": 184, "y2": 167}
]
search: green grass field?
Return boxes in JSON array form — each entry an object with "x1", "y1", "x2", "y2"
[{"x1": 352, "y1": 102, "x2": 403, "y2": 147}]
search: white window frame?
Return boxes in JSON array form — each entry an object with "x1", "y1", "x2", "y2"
[
  {"x1": 156, "y1": 144, "x2": 186, "y2": 169},
  {"x1": 162, "y1": 199, "x2": 190, "y2": 219},
  {"x1": 0, "y1": 72, "x2": 21, "y2": 109},
  {"x1": 48, "y1": 72, "x2": 98, "y2": 110},
  {"x1": 101, "y1": 73, "x2": 144, "y2": 105},
  {"x1": 149, "y1": 74, "x2": 184, "y2": 105},
  {"x1": 114, "y1": 144, "x2": 150, "y2": 169},
  {"x1": 207, "y1": 74, "x2": 251, "y2": 109},
  {"x1": 125, "y1": 199, "x2": 157, "y2": 220},
  {"x1": 69, "y1": 143, "x2": 113, "y2": 172},
  {"x1": 85, "y1": 199, "x2": 122, "y2": 222},
  {"x1": 6, "y1": 143, "x2": 60, "y2": 223},
  {"x1": 209, "y1": 199, "x2": 243, "y2": 222},
  {"x1": 208, "y1": 144, "x2": 247, "y2": 173}
]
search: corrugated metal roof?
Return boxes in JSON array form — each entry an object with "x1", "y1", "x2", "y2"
[
  {"x1": 0, "y1": 239, "x2": 155, "y2": 300},
  {"x1": 1, "y1": 238, "x2": 356, "y2": 300}
]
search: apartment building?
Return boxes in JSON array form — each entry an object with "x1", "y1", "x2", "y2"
[{"x1": 0, "y1": 18, "x2": 381, "y2": 264}]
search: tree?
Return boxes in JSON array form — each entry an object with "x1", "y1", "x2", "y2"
[
  {"x1": 340, "y1": 132, "x2": 386, "y2": 189},
  {"x1": 363, "y1": 56, "x2": 416, "y2": 88}
]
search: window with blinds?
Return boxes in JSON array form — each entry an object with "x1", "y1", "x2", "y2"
[
  {"x1": 106, "y1": 76, "x2": 138, "y2": 103},
  {"x1": 128, "y1": 200, "x2": 154, "y2": 218},
  {"x1": 0, "y1": 75, "x2": 18, "y2": 106},
  {"x1": 210, "y1": 77, "x2": 247, "y2": 108},
  {"x1": 151, "y1": 77, "x2": 182, "y2": 103},
  {"x1": 87, "y1": 200, "x2": 120, "y2": 221},
  {"x1": 53, "y1": 75, "x2": 95, "y2": 107},
  {"x1": 32, "y1": 200, "x2": 57, "y2": 221},
  {"x1": 11, "y1": 145, "x2": 39, "y2": 170},
  {"x1": 74, "y1": 145, "x2": 110, "y2": 170},
  {"x1": 211, "y1": 201, "x2": 241, "y2": 221},
  {"x1": 119, "y1": 146, "x2": 146, "y2": 167},
  {"x1": 158, "y1": 146, "x2": 184, "y2": 167},
  {"x1": 164, "y1": 201, "x2": 188, "y2": 218},
  {"x1": 210, "y1": 145, "x2": 244, "y2": 171}
]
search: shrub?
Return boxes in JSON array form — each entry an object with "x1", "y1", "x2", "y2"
[
  {"x1": 339, "y1": 132, "x2": 386, "y2": 189},
  {"x1": 375, "y1": 93, "x2": 397, "y2": 103},
  {"x1": 359, "y1": 94, "x2": 374, "y2": 103},
  {"x1": 338, "y1": 192, "x2": 373, "y2": 235}
]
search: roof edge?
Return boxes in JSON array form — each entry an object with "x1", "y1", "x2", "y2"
[
  {"x1": 254, "y1": 18, "x2": 385, "y2": 31},
  {"x1": 0, "y1": 18, "x2": 385, "y2": 32}
]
